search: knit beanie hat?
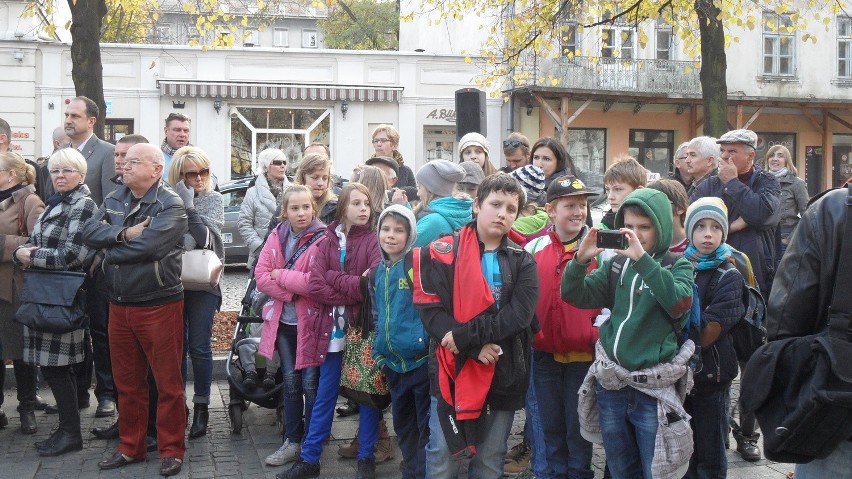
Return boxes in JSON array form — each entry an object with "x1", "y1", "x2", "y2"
[
  {"x1": 458, "y1": 161, "x2": 485, "y2": 186},
  {"x1": 685, "y1": 197, "x2": 729, "y2": 242},
  {"x1": 510, "y1": 165, "x2": 546, "y2": 198},
  {"x1": 415, "y1": 159, "x2": 466, "y2": 197},
  {"x1": 458, "y1": 132, "x2": 490, "y2": 160}
]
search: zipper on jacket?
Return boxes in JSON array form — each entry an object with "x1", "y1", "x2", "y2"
[
  {"x1": 611, "y1": 272, "x2": 640, "y2": 365},
  {"x1": 154, "y1": 260, "x2": 165, "y2": 287},
  {"x1": 384, "y1": 265, "x2": 408, "y2": 371}
]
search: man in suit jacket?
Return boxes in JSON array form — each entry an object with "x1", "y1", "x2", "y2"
[{"x1": 64, "y1": 96, "x2": 115, "y2": 205}]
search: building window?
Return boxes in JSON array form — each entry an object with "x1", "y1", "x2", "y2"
[
  {"x1": 302, "y1": 29, "x2": 318, "y2": 48},
  {"x1": 567, "y1": 128, "x2": 607, "y2": 190},
  {"x1": 656, "y1": 27, "x2": 673, "y2": 60},
  {"x1": 243, "y1": 30, "x2": 259, "y2": 47},
  {"x1": 273, "y1": 28, "x2": 289, "y2": 47},
  {"x1": 629, "y1": 129, "x2": 674, "y2": 177},
  {"x1": 602, "y1": 25, "x2": 635, "y2": 59},
  {"x1": 763, "y1": 12, "x2": 796, "y2": 76},
  {"x1": 839, "y1": 17, "x2": 852, "y2": 78},
  {"x1": 155, "y1": 24, "x2": 172, "y2": 44},
  {"x1": 560, "y1": 22, "x2": 578, "y2": 57}
]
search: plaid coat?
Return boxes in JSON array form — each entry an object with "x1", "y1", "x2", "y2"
[{"x1": 17, "y1": 184, "x2": 97, "y2": 366}]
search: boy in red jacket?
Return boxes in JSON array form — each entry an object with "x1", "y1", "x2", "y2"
[{"x1": 524, "y1": 175, "x2": 602, "y2": 478}]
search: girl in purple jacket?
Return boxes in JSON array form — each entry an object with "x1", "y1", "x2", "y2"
[
  {"x1": 255, "y1": 185, "x2": 327, "y2": 467},
  {"x1": 279, "y1": 183, "x2": 382, "y2": 479}
]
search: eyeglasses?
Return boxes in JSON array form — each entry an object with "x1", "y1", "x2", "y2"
[
  {"x1": 125, "y1": 159, "x2": 155, "y2": 169},
  {"x1": 182, "y1": 168, "x2": 211, "y2": 181},
  {"x1": 0, "y1": 168, "x2": 10, "y2": 173},
  {"x1": 503, "y1": 140, "x2": 529, "y2": 148},
  {"x1": 271, "y1": 160, "x2": 287, "y2": 167},
  {"x1": 372, "y1": 138, "x2": 391, "y2": 145},
  {"x1": 49, "y1": 168, "x2": 79, "y2": 176}
]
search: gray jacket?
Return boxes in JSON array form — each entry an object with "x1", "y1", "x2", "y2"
[
  {"x1": 82, "y1": 180, "x2": 188, "y2": 304},
  {"x1": 79, "y1": 135, "x2": 117, "y2": 206},
  {"x1": 238, "y1": 173, "x2": 289, "y2": 267}
]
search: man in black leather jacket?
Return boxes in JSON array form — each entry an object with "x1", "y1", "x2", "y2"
[
  {"x1": 82, "y1": 143, "x2": 188, "y2": 477},
  {"x1": 767, "y1": 186, "x2": 852, "y2": 475}
]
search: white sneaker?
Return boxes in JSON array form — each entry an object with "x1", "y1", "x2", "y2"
[{"x1": 265, "y1": 439, "x2": 301, "y2": 466}]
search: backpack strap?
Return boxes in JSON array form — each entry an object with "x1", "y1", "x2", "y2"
[{"x1": 706, "y1": 261, "x2": 737, "y2": 307}]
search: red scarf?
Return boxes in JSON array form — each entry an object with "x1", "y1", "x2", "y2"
[{"x1": 438, "y1": 226, "x2": 497, "y2": 420}]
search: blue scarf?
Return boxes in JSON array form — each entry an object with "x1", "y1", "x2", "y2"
[{"x1": 684, "y1": 243, "x2": 732, "y2": 271}]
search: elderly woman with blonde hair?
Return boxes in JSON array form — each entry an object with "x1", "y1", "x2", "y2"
[
  {"x1": 14, "y1": 148, "x2": 97, "y2": 456},
  {"x1": 239, "y1": 148, "x2": 292, "y2": 268},
  {"x1": 0, "y1": 151, "x2": 45, "y2": 435},
  {"x1": 167, "y1": 146, "x2": 224, "y2": 438}
]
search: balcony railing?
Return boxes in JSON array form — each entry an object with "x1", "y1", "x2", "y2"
[{"x1": 517, "y1": 56, "x2": 703, "y2": 97}]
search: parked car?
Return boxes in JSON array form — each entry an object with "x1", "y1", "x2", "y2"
[{"x1": 220, "y1": 177, "x2": 253, "y2": 265}]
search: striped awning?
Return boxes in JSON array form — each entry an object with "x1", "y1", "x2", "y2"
[{"x1": 157, "y1": 80, "x2": 402, "y2": 102}]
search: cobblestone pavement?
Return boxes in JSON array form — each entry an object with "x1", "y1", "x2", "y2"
[{"x1": 1, "y1": 376, "x2": 796, "y2": 479}]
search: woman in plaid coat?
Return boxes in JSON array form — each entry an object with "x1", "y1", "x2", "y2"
[{"x1": 14, "y1": 149, "x2": 97, "y2": 457}]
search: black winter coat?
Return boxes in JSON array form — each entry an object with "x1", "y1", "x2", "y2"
[{"x1": 692, "y1": 265, "x2": 744, "y2": 391}]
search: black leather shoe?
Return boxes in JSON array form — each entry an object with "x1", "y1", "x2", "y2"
[
  {"x1": 95, "y1": 398, "x2": 116, "y2": 418},
  {"x1": 98, "y1": 450, "x2": 144, "y2": 470},
  {"x1": 336, "y1": 400, "x2": 360, "y2": 417},
  {"x1": 33, "y1": 395, "x2": 48, "y2": 411},
  {"x1": 36, "y1": 431, "x2": 83, "y2": 457},
  {"x1": 189, "y1": 405, "x2": 208, "y2": 439},
  {"x1": 92, "y1": 421, "x2": 119, "y2": 439},
  {"x1": 0, "y1": 410, "x2": 8, "y2": 429},
  {"x1": 159, "y1": 457, "x2": 183, "y2": 477},
  {"x1": 34, "y1": 429, "x2": 61, "y2": 449},
  {"x1": 147, "y1": 435, "x2": 158, "y2": 452},
  {"x1": 20, "y1": 410, "x2": 37, "y2": 434},
  {"x1": 43, "y1": 403, "x2": 58, "y2": 414}
]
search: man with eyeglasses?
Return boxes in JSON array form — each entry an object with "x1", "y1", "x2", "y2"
[
  {"x1": 83, "y1": 142, "x2": 188, "y2": 476},
  {"x1": 670, "y1": 141, "x2": 692, "y2": 190}
]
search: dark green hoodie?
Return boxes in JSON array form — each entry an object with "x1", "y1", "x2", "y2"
[{"x1": 561, "y1": 188, "x2": 694, "y2": 371}]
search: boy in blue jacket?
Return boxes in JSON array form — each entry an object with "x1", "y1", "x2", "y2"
[{"x1": 370, "y1": 204, "x2": 430, "y2": 479}]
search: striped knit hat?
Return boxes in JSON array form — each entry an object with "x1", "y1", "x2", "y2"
[
  {"x1": 685, "y1": 197, "x2": 729, "y2": 242},
  {"x1": 510, "y1": 164, "x2": 546, "y2": 198}
]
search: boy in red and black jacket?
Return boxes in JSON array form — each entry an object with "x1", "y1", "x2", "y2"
[{"x1": 413, "y1": 174, "x2": 539, "y2": 478}]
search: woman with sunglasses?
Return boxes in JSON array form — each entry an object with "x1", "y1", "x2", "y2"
[
  {"x1": 168, "y1": 146, "x2": 225, "y2": 439},
  {"x1": 239, "y1": 148, "x2": 292, "y2": 268}
]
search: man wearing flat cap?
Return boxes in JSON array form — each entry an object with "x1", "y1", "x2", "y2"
[{"x1": 688, "y1": 128, "x2": 780, "y2": 463}]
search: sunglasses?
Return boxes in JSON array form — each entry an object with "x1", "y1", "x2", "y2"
[
  {"x1": 271, "y1": 159, "x2": 287, "y2": 166},
  {"x1": 503, "y1": 140, "x2": 529, "y2": 149},
  {"x1": 182, "y1": 168, "x2": 210, "y2": 181}
]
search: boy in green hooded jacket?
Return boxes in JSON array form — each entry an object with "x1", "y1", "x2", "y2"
[{"x1": 561, "y1": 188, "x2": 694, "y2": 478}]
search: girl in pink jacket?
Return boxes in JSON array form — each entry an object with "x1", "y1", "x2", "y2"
[{"x1": 255, "y1": 185, "x2": 326, "y2": 467}]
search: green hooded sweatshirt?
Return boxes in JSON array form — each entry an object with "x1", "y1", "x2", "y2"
[{"x1": 561, "y1": 188, "x2": 694, "y2": 371}]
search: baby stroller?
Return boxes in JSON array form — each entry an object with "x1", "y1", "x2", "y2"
[{"x1": 226, "y1": 276, "x2": 284, "y2": 434}]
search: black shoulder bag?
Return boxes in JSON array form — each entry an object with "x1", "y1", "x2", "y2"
[
  {"x1": 15, "y1": 268, "x2": 88, "y2": 334},
  {"x1": 740, "y1": 186, "x2": 852, "y2": 463}
]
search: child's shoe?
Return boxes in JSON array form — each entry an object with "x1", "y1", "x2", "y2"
[
  {"x1": 243, "y1": 370, "x2": 259, "y2": 389},
  {"x1": 263, "y1": 371, "x2": 276, "y2": 388}
]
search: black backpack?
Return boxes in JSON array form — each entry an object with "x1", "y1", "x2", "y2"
[
  {"x1": 707, "y1": 262, "x2": 767, "y2": 362},
  {"x1": 740, "y1": 186, "x2": 852, "y2": 463}
]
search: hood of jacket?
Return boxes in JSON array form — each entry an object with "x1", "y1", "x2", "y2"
[
  {"x1": 377, "y1": 204, "x2": 417, "y2": 262},
  {"x1": 614, "y1": 188, "x2": 673, "y2": 258},
  {"x1": 427, "y1": 196, "x2": 473, "y2": 230}
]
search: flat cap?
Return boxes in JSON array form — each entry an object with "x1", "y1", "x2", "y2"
[{"x1": 717, "y1": 129, "x2": 757, "y2": 149}]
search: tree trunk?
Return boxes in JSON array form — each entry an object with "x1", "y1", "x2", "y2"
[
  {"x1": 68, "y1": 0, "x2": 108, "y2": 140},
  {"x1": 696, "y1": 0, "x2": 727, "y2": 137}
]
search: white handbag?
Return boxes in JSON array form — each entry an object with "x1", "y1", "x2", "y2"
[{"x1": 181, "y1": 230, "x2": 224, "y2": 291}]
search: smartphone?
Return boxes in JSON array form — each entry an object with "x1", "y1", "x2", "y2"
[{"x1": 596, "y1": 230, "x2": 628, "y2": 250}]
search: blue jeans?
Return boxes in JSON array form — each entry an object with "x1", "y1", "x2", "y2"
[
  {"x1": 181, "y1": 290, "x2": 220, "y2": 404},
  {"x1": 385, "y1": 365, "x2": 430, "y2": 479},
  {"x1": 533, "y1": 352, "x2": 594, "y2": 479},
  {"x1": 595, "y1": 383, "x2": 658, "y2": 479},
  {"x1": 684, "y1": 387, "x2": 728, "y2": 479},
  {"x1": 425, "y1": 395, "x2": 514, "y2": 479},
  {"x1": 275, "y1": 323, "x2": 318, "y2": 443},
  {"x1": 526, "y1": 351, "x2": 547, "y2": 477},
  {"x1": 795, "y1": 440, "x2": 852, "y2": 478},
  {"x1": 299, "y1": 352, "x2": 380, "y2": 464}
]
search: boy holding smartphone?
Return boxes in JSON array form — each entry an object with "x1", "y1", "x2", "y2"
[{"x1": 561, "y1": 188, "x2": 695, "y2": 478}]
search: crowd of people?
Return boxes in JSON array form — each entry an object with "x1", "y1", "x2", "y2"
[{"x1": 0, "y1": 101, "x2": 845, "y2": 479}]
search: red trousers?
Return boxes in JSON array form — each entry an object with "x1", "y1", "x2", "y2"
[{"x1": 109, "y1": 301, "x2": 186, "y2": 459}]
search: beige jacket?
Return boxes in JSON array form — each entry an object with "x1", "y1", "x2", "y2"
[{"x1": 0, "y1": 185, "x2": 45, "y2": 303}]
